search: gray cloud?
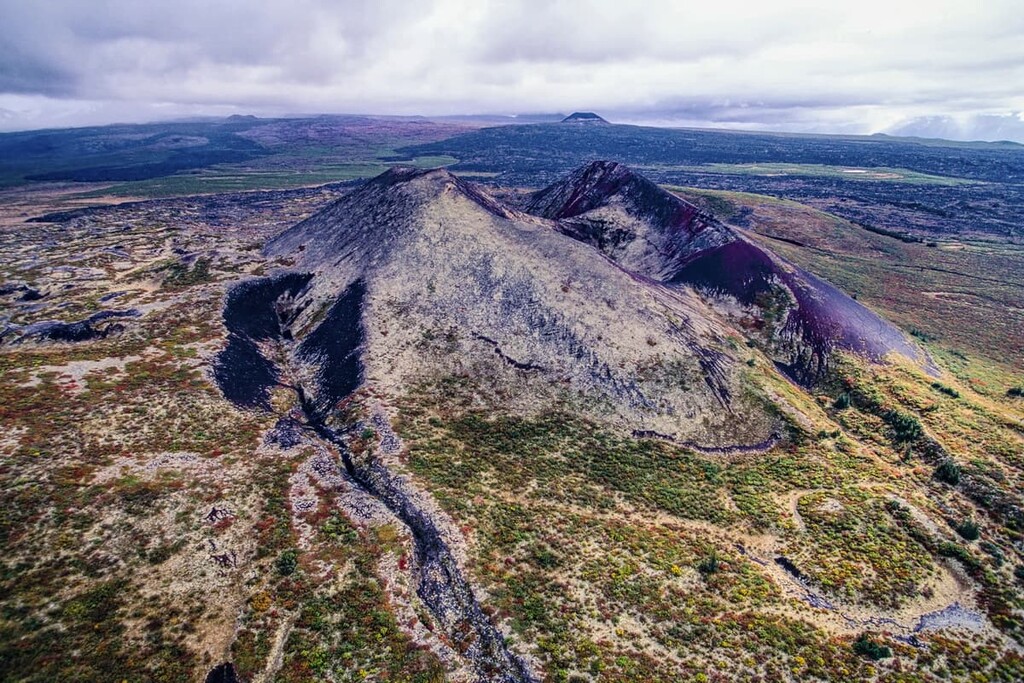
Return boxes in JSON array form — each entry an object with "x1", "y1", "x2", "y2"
[{"x1": 0, "y1": 0, "x2": 1022, "y2": 139}]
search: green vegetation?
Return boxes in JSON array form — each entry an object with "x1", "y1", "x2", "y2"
[
  {"x1": 789, "y1": 492, "x2": 936, "y2": 608},
  {"x1": 852, "y1": 633, "x2": 892, "y2": 660},
  {"x1": 695, "y1": 162, "x2": 978, "y2": 186},
  {"x1": 236, "y1": 512, "x2": 445, "y2": 683},
  {"x1": 934, "y1": 459, "x2": 962, "y2": 485},
  {"x1": 884, "y1": 408, "x2": 924, "y2": 444},
  {"x1": 275, "y1": 549, "x2": 299, "y2": 576},
  {"x1": 954, "y1": 519, "x2": 981, "y2": 541},
  {"x1": 696, "y1": 551, "x2": 721, "y2": 575},
  {"x1": 388, "y1": 371, "x2": 1024, "y2": 679},
  {"x1": 931, "y1": 381, "x2": 960, "y2": 398},
  {"x1": 162, "y1": 257, "x2": 214, "y2": 289}
]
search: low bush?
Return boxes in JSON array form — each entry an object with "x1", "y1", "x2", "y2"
[
  {"x1": 954, "y1": 519, "x2": 980, "y2": 541},
  {"x1": 275, "y1": 549, "x2": 299, "y2": 576},
  {"x1": 931, "y1": 382, "x2": 960, "y2": 398},
  {"x1": 885, "y1": 409, "x2": 923, "y2": 444},
  {"x1": 697, "y1": 551, "x2": 720, "y2": 575},
  {"x1": 934, "y1": 459, "x2": 961, "y2": 485},
  {"x1": 938, "y1": 542, "x2": 981, "y2": 572},
  {"x1": 853, "y1": 633, "x2": 891, "y2": 660}
]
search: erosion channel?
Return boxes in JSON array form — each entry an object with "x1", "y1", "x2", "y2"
[{"x1": 213, "y1": 273, "x2": 535, "y2": 683}]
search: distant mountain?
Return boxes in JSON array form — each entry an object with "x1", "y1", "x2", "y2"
[
  {"x1": 886, "y1": 114, "x2": 1024, "y2": 144},
  {"x1": 561, "y1": 112, "x2": 608, "y2": 124}
]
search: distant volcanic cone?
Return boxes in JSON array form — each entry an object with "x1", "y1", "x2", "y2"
[{"x1": 560, "y1": 112, "x2": 609, "y2": 124}]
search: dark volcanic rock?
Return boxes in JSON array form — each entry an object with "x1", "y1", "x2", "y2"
[
  {"x1": 10, "y1": 309, "x2": 139, "y2": 344},
  {"x1": 212, "y1": 333, "x2": 279, "y2": 409},
  {"x1": 296, "y1": 280, "x2": 366, "y2": 418},
  {"x1": 214, "y1": 272, "x2": 364, "y2": 413},
  {"x1": 0, "y1": 283, "x2": 44, "y2": 301},
  {"x1": 265, "y1": 416, "x2": 305, "y2": 449},
  {"x1": 221, "y1": 273, "x2": 313, "y2": 341},
  {"x1": 213, "y1": 273, "x2": 312, "y2": 408},
  {"x1": 19, "y1": 287, "x2": 44, "y2": 301},
  {"x1": 204, "y1": 663, "x2": 238, "y2": 683}
]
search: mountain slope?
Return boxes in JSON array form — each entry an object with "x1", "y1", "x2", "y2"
[
  {"x1": 265, "y1": 165, "x2": 776, "y2": 446},
  {"x1": 222, "y1": 164, "x2": 796, "y2": 680},
  {"x1": 526, "y1": 161, "x2": 925, "y2": 382}
]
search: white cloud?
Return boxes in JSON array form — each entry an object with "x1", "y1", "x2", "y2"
[{"x1": 0, "y1": 0, "x2": 1022, "y2": 137}]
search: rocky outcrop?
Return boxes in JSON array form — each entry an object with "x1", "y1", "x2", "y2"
[
  {"x1": 212, "y1": 273, "x2": 312, "y2": 408},
  {"x1": 5, "y1": 309, "x2": 139, "y2": 344}
]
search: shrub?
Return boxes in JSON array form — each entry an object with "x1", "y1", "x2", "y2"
[
  {"x1": 980, "y1": 541, "x2": 1005, "y2": 566},
  {"x1": 162, "y1": 257, "x2": 213, "y2": 289},
  {"x1": 885, "y1": 409, "x2": 923, "y2": 443},
  {"x1": 910, "y1": 328, "x2": 937, "y2": 343},
  {"x1": 853, "y1": 633, "x2": 892, "y2": 660},
  {"x1": 275, "y1": 549, "x2": 299, "y2": 575},
  {"x1": 249, "y1": 592, "x2": 271, "y2": 612},
  {"x1": 530, "y1": 545, "x2": 561, "y2": 569},
  {"x1": 321, "y1": 512, "x2": 358, "y2": 543},
  {"x1": 885, "y1": 499, "x2": 910, "y2": 521},
  {"x1": 931, "y1": 382, "x2": 960, "y2": 398},
  {"x1": 954, "y1": 519, "x2": 980, "y2": 541},
  {"x1": 147, "y1": 544, "x2": 174, "y2": 564},
  {"x1": 697, "y1": 551, "x2": 720, "y2": 575},
  {"x1": 934, "y1": 459, "x2": 961, "y2": 485},
  {"x1": 833, "y1": 392, "x2": 851, "y2": 410},
  {"x1": 1008, "y1": 386, "x2": 1024, "y2": 398}
]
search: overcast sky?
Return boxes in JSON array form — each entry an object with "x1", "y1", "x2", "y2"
[{"x1": 1, "y1": 0, "x2": 1023, "y2": 139}]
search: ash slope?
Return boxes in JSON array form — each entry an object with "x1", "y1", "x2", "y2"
[
  {"x1": 265, "y1": 166, "x2": 778, "y2": 448},
  {"x1": 528, "y1": 161, "x2": 924, "y2": 382}
]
